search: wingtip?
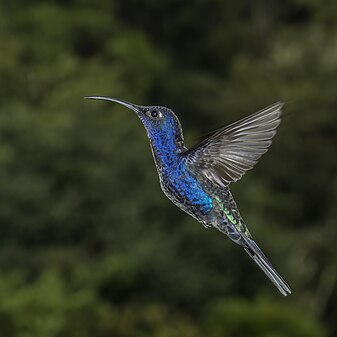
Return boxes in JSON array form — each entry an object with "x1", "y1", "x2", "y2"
[
  {"x1": 276, "y1": 101, "x2": 285, "y2": 108},
  {"x1": 269, "y1": 101, "x2": 284, "y2": 111}
]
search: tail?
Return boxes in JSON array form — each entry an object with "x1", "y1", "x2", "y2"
[{"x1": 243, "y1": 237, "x2": 291, "y2": 296}]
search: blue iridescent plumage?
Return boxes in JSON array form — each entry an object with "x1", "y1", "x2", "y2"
[{"x1": 86, "y1": 96, "x2": 291, "y2": 296}]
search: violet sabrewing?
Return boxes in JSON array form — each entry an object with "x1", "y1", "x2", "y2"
[{"x1": 86, "y1": 96, "x2": 291, "y2": 296}]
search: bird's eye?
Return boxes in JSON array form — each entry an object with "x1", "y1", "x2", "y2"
[{"x1": 146, "y1": 109, "x2": 162, "y2": 119}]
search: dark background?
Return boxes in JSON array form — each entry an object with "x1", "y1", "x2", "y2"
[{"x1": 0, "y1": 0, "x2": 336, "y2": 336}]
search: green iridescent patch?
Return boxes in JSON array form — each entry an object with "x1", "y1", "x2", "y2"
[
  {"x1": 237, "y1": 221, "x2": 245, "y2": 231},
  {"x1": 224, "y1": 208, "x2": 237, "y2": 224}
]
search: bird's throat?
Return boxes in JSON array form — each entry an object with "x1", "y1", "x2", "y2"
[{"x1": 148, "y1": 134, "x2": 185, "y2": 170}]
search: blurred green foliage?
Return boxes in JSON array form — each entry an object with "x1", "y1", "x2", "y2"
[{"x1": 0, "y1": 0, "x2": 336, "y2": 336}]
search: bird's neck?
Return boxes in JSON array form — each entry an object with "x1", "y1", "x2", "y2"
[{"x1": 148, "y1": 131, "x2": 186, "y2": 170}]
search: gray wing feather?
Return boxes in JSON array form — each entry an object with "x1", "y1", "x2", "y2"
[{"x1": 185, "y1": 102, "x2": 283, "y2": 187}]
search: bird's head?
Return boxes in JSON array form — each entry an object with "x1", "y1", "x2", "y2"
[{"x1": 86, "y1": 96, "x2": 185, "y2": 152}]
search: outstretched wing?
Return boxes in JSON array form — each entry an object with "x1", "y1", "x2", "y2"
[{"x1": 184, "y1": 102, "x2": 283, "y2": 187}]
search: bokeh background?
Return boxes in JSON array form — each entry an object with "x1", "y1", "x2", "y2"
[{"x1": 1, "y1": 0, "x2": 337, "y2": 336}]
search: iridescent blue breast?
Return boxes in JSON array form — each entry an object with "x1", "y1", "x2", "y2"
[{"x1": 160, "y1": 160, "x2": 213, "y2": 215}]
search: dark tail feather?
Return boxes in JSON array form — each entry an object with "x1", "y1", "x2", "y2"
[{"x1": 243, "y1": 238, "x2": 291, "y2": 296}]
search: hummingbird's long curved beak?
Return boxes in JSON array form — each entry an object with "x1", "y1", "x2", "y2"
[{"x1": 85, "y1": 96, "x2": 142, "y2": 114}]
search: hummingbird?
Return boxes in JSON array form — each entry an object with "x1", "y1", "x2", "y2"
[{"x1": 86, "y1": 96, "x2": 291, "y2": 296}]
